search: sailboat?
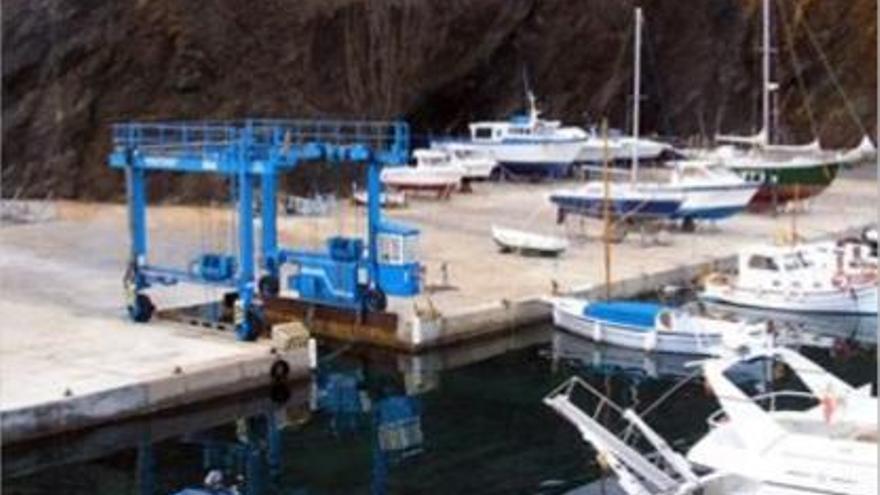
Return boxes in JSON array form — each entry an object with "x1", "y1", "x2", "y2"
[
  {"x1": 686, "y1": 0, "x2": 876, "y2": 210},
  {"x1": 554, "y1": 9, "x2": 757, "y2": 228}
]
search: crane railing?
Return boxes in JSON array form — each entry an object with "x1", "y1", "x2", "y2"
[{"x1": 110, "y1": 119, "x2": 410, "y2": 171}]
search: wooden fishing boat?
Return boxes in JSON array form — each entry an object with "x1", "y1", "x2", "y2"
[{"x1": 700, "y1": 242, "x2": 878, "y2": 315}]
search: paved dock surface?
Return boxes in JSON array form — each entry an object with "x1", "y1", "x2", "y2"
[
  {"x1": 0, "y1": 167, "x2": 874, "y2": 439},
  {"x1": 0, "y1": 206, "x2": 310, "y2": 442}
]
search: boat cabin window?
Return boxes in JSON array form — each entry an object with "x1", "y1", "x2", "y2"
[
  {"x1": 473, "y1": 127, "x2": 493, "y2": 139},
  {"x1": 748, "y1": 255, "x2": 779, "y2": 271}
]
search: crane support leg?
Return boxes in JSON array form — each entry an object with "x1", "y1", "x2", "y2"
[
  {"x1": 259, "y1": 171, "x2": 280, "y2": 297},
  {"x1": 236, "y1": 169, "x2": 257, "y2": 341}
]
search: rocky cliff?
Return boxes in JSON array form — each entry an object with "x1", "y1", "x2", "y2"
[{"x1": 2, "y1": 0, "x2": 876, "y2": 200}]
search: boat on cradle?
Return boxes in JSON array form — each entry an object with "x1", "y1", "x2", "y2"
[
  {"x1": 429, "y1": 142, "x2": 498, "y2": 180},
  {"x1": 577, "y1": 128, "x2": 672, "y2": 165},
  {"x1": 549, "y1": 181, "x2": 683, "y2": 224},
  {"x1": 551, "y1": 297, "x2": 765, "y2": 355},
  {"x1": 700, "y1": 242, "x2": 879, "y2": 315},
  {"x1": 687, "y1": 136, "x2": 875, "y2": 210},
  {"x1": 380, "y1": 149, "x2": 463, "y2": 198},
  {"x1": 659, "y1": 160, "x2": 759, "y2": 225},
  {"x1": 682, "y1": 0, "x2": 876, "y2": 211},
  {"x1": 543, "y1": 346, "x2": 878, "y2": 495},
  {"x1": 448, "y1": 91, "x2": 586, "y2": 179},
  {"x1": 491, "y1": 224, "x2": 568, "y2": 256}
]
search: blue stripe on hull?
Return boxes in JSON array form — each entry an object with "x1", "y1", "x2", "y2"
[
  {"x1": 499, "y1": 161, "x2": 572, "y2": 178},
  {"x1": 675, "y1": 205, "x2": 747, "y2": 220},
  {"x1": 550, "y1": 195, "x2": 681, "y2": 219}
]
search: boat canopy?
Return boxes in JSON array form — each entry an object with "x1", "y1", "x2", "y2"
[{"x1": 583, "y1": 301, "x2": 663, "y2": 329}]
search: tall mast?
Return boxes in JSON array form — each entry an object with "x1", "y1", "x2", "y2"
[
  {"x1": 761, "y1": 0, "x2": 771, "y2": 144},
  {"x1": 630, "y1": 7, "x2": 643, "y2": 182}
]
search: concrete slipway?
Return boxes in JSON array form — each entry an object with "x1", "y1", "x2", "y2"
[{"x1": 0, "y1": 167, "x2": 875, "y2": 442}]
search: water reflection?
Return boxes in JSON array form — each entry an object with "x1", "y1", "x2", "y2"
[{"x1": 1, "y1": 314, "x2": 874, "y2": 495}]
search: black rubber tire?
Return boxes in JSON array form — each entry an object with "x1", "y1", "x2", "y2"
[
  {"x1": 270, "y1": 359, "x2": 291, "y2": 382},
  {"x1": 129, "y1": 294, "x2": 154, "y2": 323},
  {"x1": 258, "y1": 275, "x2": 280, "y2": 298},
  {"x1": 363, "y1": 288, "x2": 387, "y2": 313}
]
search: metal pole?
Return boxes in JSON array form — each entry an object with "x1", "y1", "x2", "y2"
[
  {"x1": 631, "y1": 7, "x2": 642, "y2": 183},
  {"x1": 127, "y1": 165, "x2": 148, "y2": 268},
  {"x1": 237, "y1": 126, "x2": 256, "y2": 340},
  {"x1": 602, "y1": 119, "x2": 612, "y2": 301},
  {"x1": 261, "y1": 171, "x2": 278, "y2": 277},
  {"x1": 762, "y1": 0, "x2": 771, "y2": 143},
  {"x1": 366, "y1": 159, "x2": 381, "y2": 286}
]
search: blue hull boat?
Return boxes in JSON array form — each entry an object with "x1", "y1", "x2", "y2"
[{"x1": 549, "y1": 182, "x2": 682, "y2": 222}]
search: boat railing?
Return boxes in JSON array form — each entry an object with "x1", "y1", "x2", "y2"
[
  {"x1": 544, "y1": 376, "x2": 701, "y2": 494},
  {"x1": 706, "y1": 390, "x2": 818, "y2": 428}
]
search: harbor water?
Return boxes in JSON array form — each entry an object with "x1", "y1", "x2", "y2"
[{"x1": 3, "y1": 311, "x2": 876, "y2": 495}]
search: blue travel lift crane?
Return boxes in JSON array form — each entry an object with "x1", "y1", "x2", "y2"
[{"x1": 109, "y1": 119, "x2": 421, "y2": 341}]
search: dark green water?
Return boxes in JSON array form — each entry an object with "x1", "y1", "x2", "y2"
[{"x1": 3, "y1": 315, "x2": 876, "y2": 495}]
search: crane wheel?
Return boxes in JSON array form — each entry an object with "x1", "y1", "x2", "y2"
[
  {"x1": 259, "y1": 275, "x2": 280, "y2": 298},
  {"x1": 129, "y1": 294, "x2": 155, "y2": 323},
  {"x1": 364, "y1": 289, "x2": 387, "y2": 313}
]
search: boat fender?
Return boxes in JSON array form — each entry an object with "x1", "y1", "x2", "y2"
[
  {"x1": 592, "y1": 321, "x2": 603, "y2": 342},
  {"x1": 643, "y1": 331, "x2": 657, "y2": 353}
]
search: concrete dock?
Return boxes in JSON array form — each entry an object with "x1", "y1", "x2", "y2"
[
  {"x1": 0, "y1": 206, "x2": 312, "y2": 442},
  {"x1": 0, "y1": 167, "x2": 874, "y2": 441}
]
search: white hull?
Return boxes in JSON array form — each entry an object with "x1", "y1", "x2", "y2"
[
  {"x1": 552, "y1": 298, "x2": 728, "y2": 355},
  {"x1": 576, "y1": 138, "x2": 621, "y2": 163},
  {"x1": 492, "y1": 225, "x2": 567, "y2": 255},
  {"x1": 474, "y1": 140, "x2": 584, "y2": 166},
  {"x1": 701, "y1": 282, "x2": 878, "y2": 315},
  {"x1": 429, "y1": 143, "x2": 498, "y2": 179},
  {"x1": 612, "y1": 137, "x2": 671, "y2": 161},
  {"x1": 674, "y1": 183, "x2": 758, "y2": 218},
  {"x1": 380, "y1": 168, "x2": 462, "y2": 190}
]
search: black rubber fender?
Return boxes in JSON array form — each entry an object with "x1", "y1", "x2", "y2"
[{"x1": 270, "y1": 359, "x2": 291, "y2": 382}]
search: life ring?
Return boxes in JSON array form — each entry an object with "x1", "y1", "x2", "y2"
[{"x1": 832, "y1": 273, "x2": 849, "y2": 290}]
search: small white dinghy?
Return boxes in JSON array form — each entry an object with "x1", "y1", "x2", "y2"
[
  {"x1": 551, "y1": 297, "x2": 764, "y2": 355},
  {"x1": 491, "y1": 225, "x2": 568, "y2": 256}
]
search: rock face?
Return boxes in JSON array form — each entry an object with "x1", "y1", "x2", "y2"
[{"x1": 2, "y1": 0, "x2": 876, "y2": 200}]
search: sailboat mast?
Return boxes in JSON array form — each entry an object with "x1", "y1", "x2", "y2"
[
  {"x1": 630, "y1": 7, "x2": 643, "y2": 182},
  {"x1": 761, "y1": 0, "x2": 771, "y2": 144},
  {"x1": 602, "y1": 119, "x2": 612, "y2": 300}
]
